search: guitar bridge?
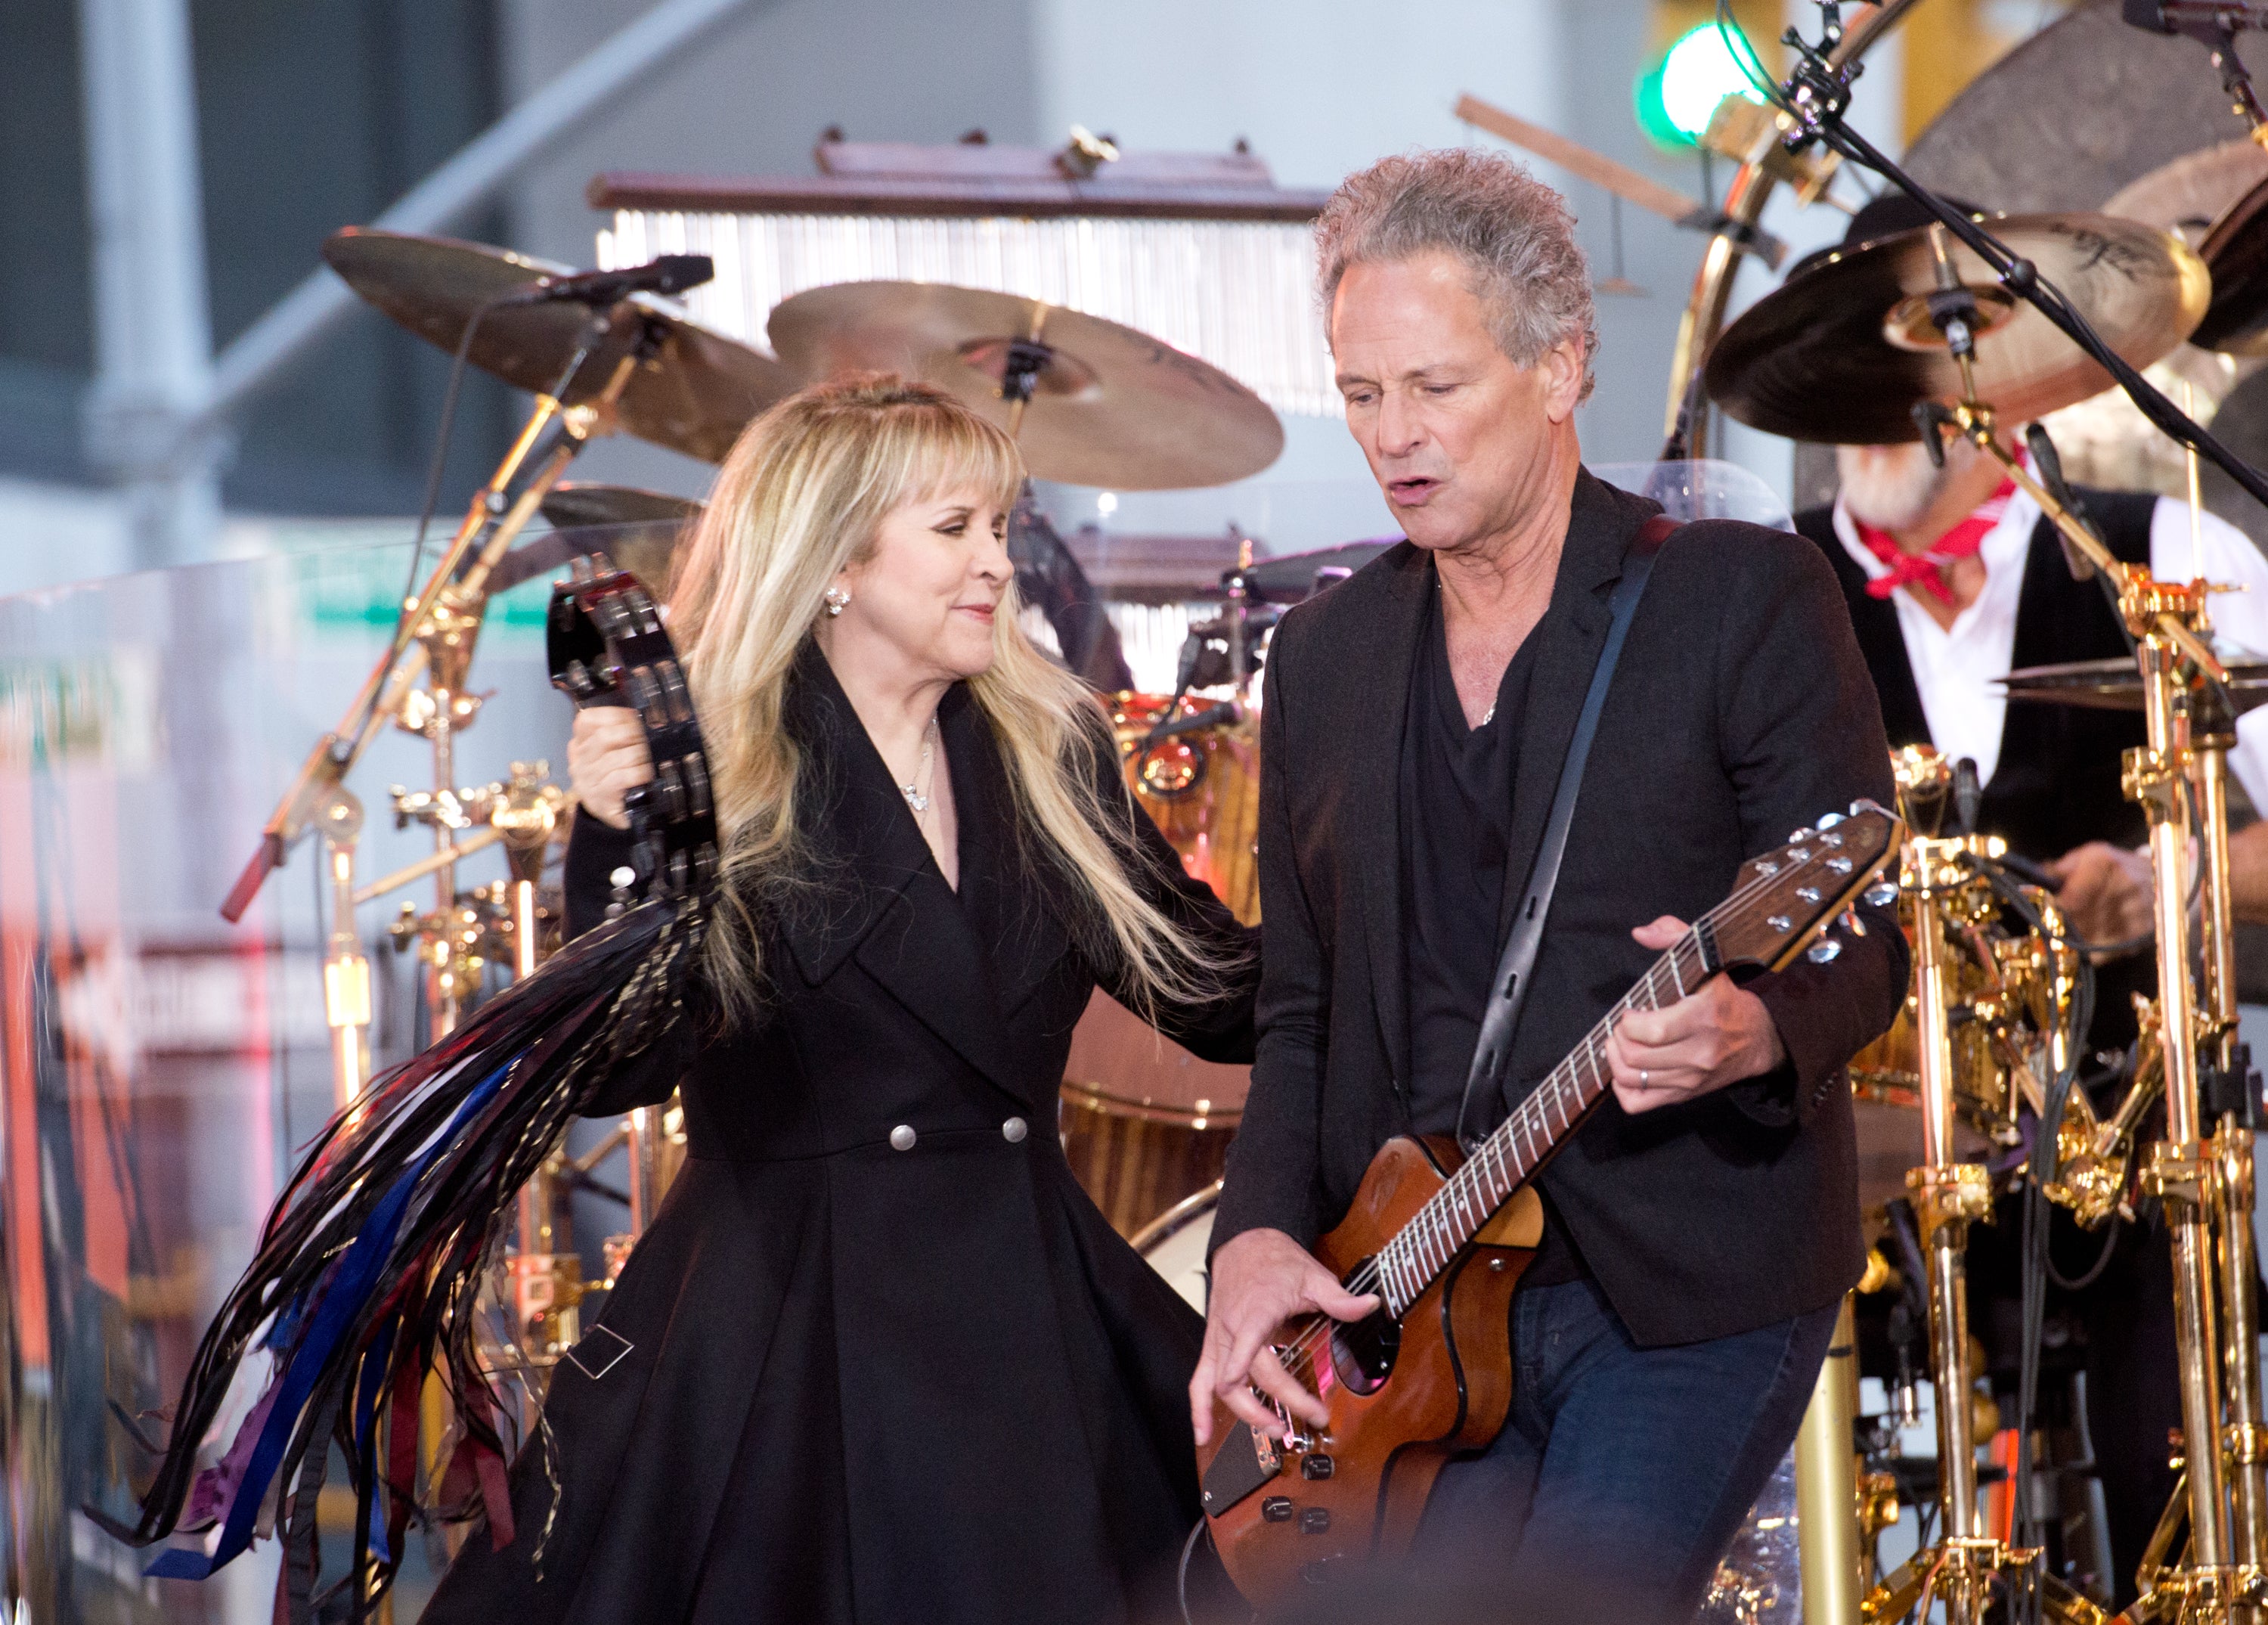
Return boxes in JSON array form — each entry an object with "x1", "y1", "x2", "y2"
[{"x1": 1201, "y1": 1419, "x2": 1284, "y2": 1515}]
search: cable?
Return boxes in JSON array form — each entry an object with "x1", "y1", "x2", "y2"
[
  {"x1": 2046, "y1": 1212, "x2": 2124, "y2": 1292},
  {"x1": 1717, "y1": 2, "x2": 1784, "y2": 107},
  {"x1": 1960, "y1": 848, "x2": 2093, "y2": 1589},
  {"x1": 1176, "y1": 1517, "x2": 1207, "y2": 1625},
  {"x1": 397, "y1": 293, "x2": 513, "y2": 635}
]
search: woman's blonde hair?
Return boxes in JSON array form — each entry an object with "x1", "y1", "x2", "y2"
[{"x1": 666, "y1": 372, "x2": 1230, "y2": 1019}]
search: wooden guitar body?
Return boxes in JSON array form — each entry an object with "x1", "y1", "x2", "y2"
[{"x1": 1201, "y1": 1136, "x2": 1533, "y2": 1599}]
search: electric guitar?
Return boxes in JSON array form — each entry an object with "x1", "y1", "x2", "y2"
[{"x1": 1198, "y1": 801, "x2": 1904, "y2": 1601}]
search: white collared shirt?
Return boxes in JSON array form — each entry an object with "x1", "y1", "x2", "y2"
[{"x1": 1830, "y1": 488, "x2": 2268, "y2": 817}]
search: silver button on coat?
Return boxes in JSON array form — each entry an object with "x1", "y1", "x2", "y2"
[
  {"x1": 1001, "y1": 1116, "x2": 1028, "y2": 1143},
  {"x1": 888, "y1": 1124, "x2": 916, "y2": 1152}
]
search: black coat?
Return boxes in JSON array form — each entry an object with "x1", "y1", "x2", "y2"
[
  {"x1": 424, "y1": 649, "x2": 1256, "y2": 1625},
  {"x1": 1213, "y1": 470, "x2": 1910, "y2": 1348}
]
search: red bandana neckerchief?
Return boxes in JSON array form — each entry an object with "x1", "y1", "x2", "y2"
[{"x1": 1851, "y1": 472, "x2": 2019, "y2": 606}]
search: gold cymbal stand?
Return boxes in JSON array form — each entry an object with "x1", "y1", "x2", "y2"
[
  {"x1": 1906, "y1": 227, "x2": 2265, "y2": 1614},
  {"x1": 1864, "y1": 829, "x2": 2103, "y2": 1623}
]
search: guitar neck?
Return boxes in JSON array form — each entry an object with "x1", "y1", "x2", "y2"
[{"x1": 1374, "y1": 920, "x2": 1721, "y2": 1317}]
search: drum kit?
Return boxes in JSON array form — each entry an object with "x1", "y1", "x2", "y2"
[
  {"x1": 1678, "y1": 30, "x2": 2268, "y2": 1616},
  {"x1": 225, "y1": 12, "x2": 2268, "y2": 1615}
]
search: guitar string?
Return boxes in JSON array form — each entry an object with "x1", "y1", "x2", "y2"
[
  {"x1": 1261, "y1": 892, "x2": 1765, "y2": 1394},
  {"x1": 1261, "y1": 934, "x2": 1704, "y2": 1383},
  {"x1": 1263, "y1": 829, "x2": 1876, "y2": 1392},
  {"x1": 1380, "y1": 831, "x2": 1871, "y2": 1295},
  {"x1": 1340, "y1": 850, "x2": 1805, "y2": 1315},
  {"x1": 1247, "y1": 833, "x2": 1874, "y2": 1397}
]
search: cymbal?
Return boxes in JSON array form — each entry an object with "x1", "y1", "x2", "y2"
[
  {"x1": 1999, "y1": 656, "x2": 2268, "y2": 714},
  {"x1": 1706, "y1": 212, "x2": 2209, "y2": 444},
  {"x1": 765, "y1": 281, "x2": 1283, "y2": 490},
  {"x1": 2192, "y1": 173, "x2": 2268, "y2": 355},
  {"x1": 1238, "y1": 540, "x2": 1395, "y2": 603},
  {"x1": 538, "y1": 484, "x2": 704, "y2": 531},
  {"x1": 488, "y1": 485, "x2": 705, "y2": 594},
  {"x1": 323, "y1": 228, "x2": 797, "y2": 463}
]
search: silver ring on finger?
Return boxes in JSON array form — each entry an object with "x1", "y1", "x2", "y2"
[{"x1": 1639, "y1": 1068, "x2": 1648, "y2": 1087}]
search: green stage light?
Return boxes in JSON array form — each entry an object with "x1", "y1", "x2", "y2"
[{"x1": 1636, "y1": 22, "x2": 1765, "y2": 148}]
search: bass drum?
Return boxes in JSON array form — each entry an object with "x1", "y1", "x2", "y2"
[
  {"x1": 1059, "y1": 1078, "x2": 1239, "y2": 1239},
  {"x1": 1132, "y1": 1181, "x2": 1219, "y2": 1313},
  {"x1": 1059, "y1": 979, "x2": 1248, "y2": 1239}
]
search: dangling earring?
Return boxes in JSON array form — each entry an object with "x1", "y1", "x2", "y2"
[{"x1": 823, "y1": 586, "x2": 850, "y2": 619}]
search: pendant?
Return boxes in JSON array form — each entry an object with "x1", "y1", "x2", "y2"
[{"x1": 902, "y1": 785, "x2": 929, "y2": 813}]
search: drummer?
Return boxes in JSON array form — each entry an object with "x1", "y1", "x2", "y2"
[
  {"x1": 1796, "y1": 194, "x2": 2268, "y2": 952},
  {"x1": 1792, "y1": 192, "x2": 2268, "y2": 1603}
]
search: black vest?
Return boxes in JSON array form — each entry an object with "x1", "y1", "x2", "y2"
[{"x1": 1795, "y1": 489, "x2": 2158, "y2": 864}]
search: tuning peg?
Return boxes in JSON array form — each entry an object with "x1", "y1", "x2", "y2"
[
  {"x1": 1840, "y1": 907, "x2": 1866, "y2": 938},
  {"x1": 1817, "y1": 811, "x2": 1845, "y2": 830},
  {"x1": 1789, "y1": 826, "x2": 1818, "y2": 843},
  {"x1": 1862, "y1": 880, "x2": 1898, "y2": 908},
  {"x1": 1807, "y1": 937, "x2": 1843, "y2": 964}
]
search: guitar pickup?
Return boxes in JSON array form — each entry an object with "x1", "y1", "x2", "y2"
[{"x1": 1201, "y1": 1422, "x2": 1283, "y2": 1515}]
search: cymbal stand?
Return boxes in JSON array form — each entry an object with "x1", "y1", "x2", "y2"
[
  {"x1": 2195, "y1": 681, "x2": 2268, "y2": 1599},
  {"x1": 1864, "y1": 835, "x2": 2101, "y2": 1624},
  {"x1": 218, "y1": 300, "x2": 646, "y2": 935},
  {"x1": 316, "y1": 789, "x2": 372, "y2": 1112},
  {"x1": 1909, "y1": 264, "x2": 2263, "y2": 1608},
  {"x1": 395, "y1": 321, "x2": 651, "y2": 1042}
]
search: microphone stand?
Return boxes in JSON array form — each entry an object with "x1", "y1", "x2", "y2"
[
  {"x1": 1659, "y1": 0, "x2": 1929, "y2": 447},
  {"x1": 2139, "y1": 2, "x2": 2268, "y2": 140},
  {"x1": 1760, "y1": 5, "x2": 2268, "y2": 517},
  {"x1": 1756, "y1": 8, "x2": 2268, "y2": 1614}
]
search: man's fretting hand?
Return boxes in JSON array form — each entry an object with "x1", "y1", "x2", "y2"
[{"x1": 1603, "y1": 916, "x2": 1788, "y2": 1114}]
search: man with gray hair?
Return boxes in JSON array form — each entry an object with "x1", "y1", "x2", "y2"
[{"x1": 1193, "y1": 148, "x2": 1907, "y2": 1617}]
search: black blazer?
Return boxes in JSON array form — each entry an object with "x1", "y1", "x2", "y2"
[{"x1": 1213, "y1": 471, "x2": 1909, "y2": 1347}]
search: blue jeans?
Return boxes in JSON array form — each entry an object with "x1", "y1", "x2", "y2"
[{"x1": 1416, "y1": 1275, "x2": 1839, "y2": 1624}]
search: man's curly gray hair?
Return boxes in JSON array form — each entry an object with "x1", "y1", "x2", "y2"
[{"x1": 1315, "y1": 148, "x2": 1599, "y2": 402}]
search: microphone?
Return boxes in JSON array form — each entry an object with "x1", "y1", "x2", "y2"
[
  {"x1": 1142, "y1": 701, "x2": 1241, "y2": 744},
  {"x1": 2124, "y1": 0, "x2": 2268, "y2": 36},
  {"x1": 494, "y1": 253, "x2": 714, "y2": 309},
  {"x1": 1953, "y1": 756, "x2": 1982, "y2": 839},
  {"x1": 2024, "y1": 423, "x2": 2099, "y2": 583}
]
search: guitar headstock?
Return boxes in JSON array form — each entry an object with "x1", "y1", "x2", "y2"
[{"x1": 1708, "y1": 800, "x2": 1904, "y2": 972}]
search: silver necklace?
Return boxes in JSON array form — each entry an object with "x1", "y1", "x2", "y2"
[{"x1": 900, "y1": 719, "x2": 938, "y2": 814}]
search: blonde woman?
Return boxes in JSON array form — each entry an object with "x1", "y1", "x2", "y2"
[{"x1": 421, "y1": 376, "x2": 1256, "y2": 1625}]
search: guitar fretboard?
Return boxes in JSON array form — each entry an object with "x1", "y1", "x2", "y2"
[{"x1": 1374, "y1": 924, "x2": 1720, "y2": 1316}]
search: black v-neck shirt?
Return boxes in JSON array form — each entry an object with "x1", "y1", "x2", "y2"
[
  {"x1": 1402, "y1": 578, "x2": 1539, "y2": 1133},
  {"x1": 1400, "y1": 573, "x2": 1585, "y2": 1285}
]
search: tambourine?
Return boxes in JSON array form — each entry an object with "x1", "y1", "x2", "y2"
[{"x1": 547, "y1": 558, "x2": 718, "y2": 899}]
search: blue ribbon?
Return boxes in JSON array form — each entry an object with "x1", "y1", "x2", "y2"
[{"x1": 149, "y1": 1062, "x2": 511, "y2": 1580}]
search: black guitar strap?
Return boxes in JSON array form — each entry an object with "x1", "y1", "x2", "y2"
[{"x1": 1454, "y1": 513, "x2": 1677, "y2": 1152}]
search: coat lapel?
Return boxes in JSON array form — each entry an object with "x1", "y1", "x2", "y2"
[
  {"x1": 774, "y1": 650, "x2": 1021, "y2": 1091},
  {"x1": 1356, "y1": 546, "x2": 1433, "y2": 1091},
  {"x1": 943, "y1": 691, "x2": 1073, "y2": 1020},
  {"x1": 1492, "y1": 471, "x2": 1653, "y2": 945}
]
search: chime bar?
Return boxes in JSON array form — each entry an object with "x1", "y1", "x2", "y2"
[{"x1": 589, "y1": 156, "x2": 1341, "y2": 420}]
